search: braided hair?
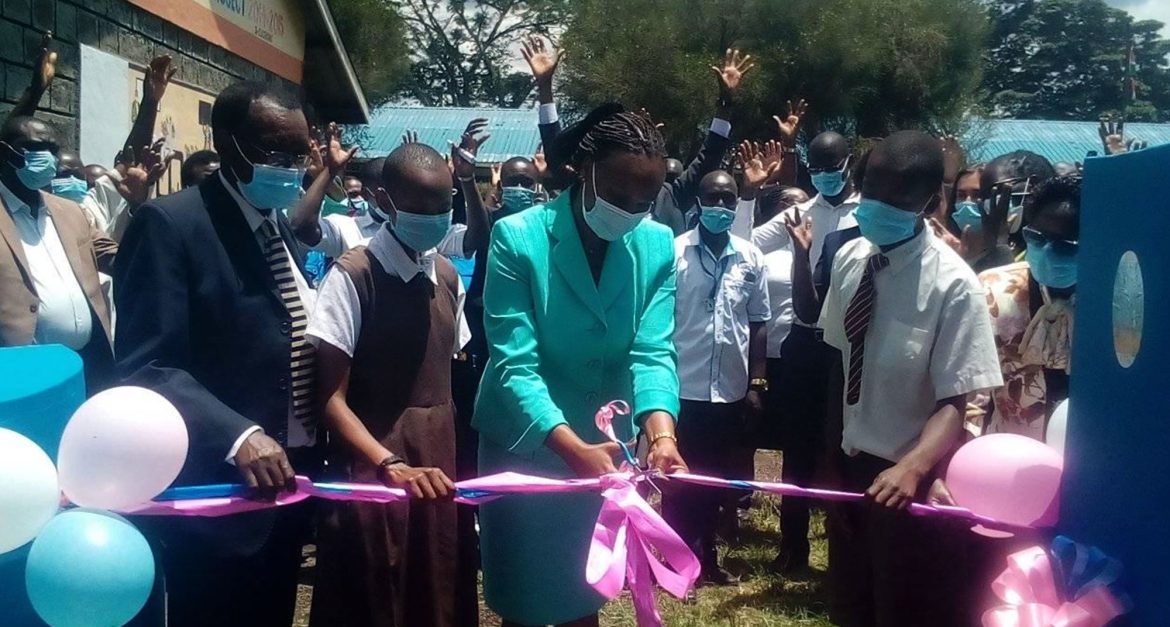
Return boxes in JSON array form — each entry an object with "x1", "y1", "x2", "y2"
[{"x1": 547, "y1": 103, "x2": 667, "y2": 178}]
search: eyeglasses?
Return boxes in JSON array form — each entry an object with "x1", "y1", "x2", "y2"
[
  {"x1": 1022, "y1": 227, "x2": 1078, "y2": 256},
  {"x1": 231, "y1": 135, "x2": 310, "y2": 170},
  {"x1": 807, "y1": 155, "x2": 850, "y2": 176}
]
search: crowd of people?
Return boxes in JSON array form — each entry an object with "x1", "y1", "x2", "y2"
[{"x1": 0, "y1": 29, "x2": 1114, "y2": 627}]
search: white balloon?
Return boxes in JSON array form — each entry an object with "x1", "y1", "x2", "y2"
[
  {"x1": 1047, "y1": 399, "x2": 1069, "y2": 456},
  {"x1": 58, "y1": 387, "x2": 188, "y2": 510},
  {"x1": 0, "y1": 428, "x2": 59, "y2": 554}
]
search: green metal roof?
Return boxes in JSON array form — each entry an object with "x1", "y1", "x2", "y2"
[
  {"x1": 360, "y1": 106, "x2": 541, "y2": 164},
  {"x1": 965, "y1": 118, "x2": 1170, "y2": 165}
]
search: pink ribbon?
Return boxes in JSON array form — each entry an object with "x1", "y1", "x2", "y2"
[
  {"x1": 982, "y1": 547, "x2": 1127, "y2": 627},
  {"x1": 586, "y1": 474, "x2": 700, "y2": 627}
]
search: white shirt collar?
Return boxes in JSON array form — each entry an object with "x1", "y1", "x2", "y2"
[
  {"x1": 367, "y1": 225, "x2": 438, "y2": 285},
  {"x1": 0, "y1": 180, "x2": 42, "y2": 216},
  {"x1": 811, "y1": 191, "x2": 862, "y2": 211},
  {"x1": 681, "y1": 227, "x2": 749, "y2": 260},
  {"x1": 219, "y1": 171, "x2": 277, "y2": 235}
]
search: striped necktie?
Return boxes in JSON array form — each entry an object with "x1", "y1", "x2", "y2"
[
  {"x1": 843, "y1": 253, "x2": 889, "y2": 405},
  {"x1": 260, "y1": 220, "x2": 315, "y2": 441}
]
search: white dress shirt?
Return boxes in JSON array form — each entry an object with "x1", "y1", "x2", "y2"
[
  {"x1": 79, "y1": 173, "x2": 130, "y2": 240},
  {"x1": 306, "y1": 225, "x2": 471, "y2": 358},
  {"x1": 0, "y1": 181, "x2": 93, "y2": 350},
  {"x1": 753, "y1": 192, "x2": 861, "y2": 279},
  {"x1": 763, "y1": 246, "x2": 794, "y2": 359},
  {"x1": 220, "y1": 172, "x2": 318, "y2": 457},
  {"x1": 818, "y1": 227, "x2": 1003, "y2": 462},
  {"x1": 673, "y1": 229, "x2": 770, "y2": 403}
]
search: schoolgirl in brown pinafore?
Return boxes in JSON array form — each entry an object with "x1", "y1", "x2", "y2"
[{"x1": 310, "y1": 245, "x2": 477, "y2": 627}]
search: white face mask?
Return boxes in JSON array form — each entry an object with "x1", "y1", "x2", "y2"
[{"x1": 581, "y1": 165, "x2": 651, "y2": 241}]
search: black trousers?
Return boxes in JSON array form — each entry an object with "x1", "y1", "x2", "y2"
[
  {"x1": 662, "y1": 400, "x2": 747, "y2": 565},
  {"x1": 774, "y1": 326, "x2": 834, "y2": 562},
  {"x1": 827, "y1": 452, "x2": 971, "y2": 627}
]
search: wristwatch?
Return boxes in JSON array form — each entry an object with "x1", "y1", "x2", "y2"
[{"x1": 749, "y1": 378, "x2": 769, "y2": 393}]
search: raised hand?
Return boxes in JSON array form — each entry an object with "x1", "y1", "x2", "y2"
[
  {"x1": 143, "y1": 55, "x2": 177, "y2": 103},
  {"x1": 34, "y1": 31, "x2": 57, "y2": 95},
  {"x1": 711, "y1": 48, "x2": 755, "y2": 100},
  {"x1": 532, "y1": 143, "x2": 548, "y2": 181},
  {"x1": 739, "y1": 141, "x2": 780, "y2": 190},
  {"x1": 520, "y1": 35, "x2": 564, "y2": 85},
  {"x1": 401, "y1": 129, "x2": 419, "y2": 146},
  {"x1": 323, "y1": 122, "x2": 358, "y2": 177},
  {"x1": 939, "y1": 134, "x2": 964, "y2": 183},
  {"x1": 490, "y1": 162, "x2": 502, "y2": 189},
  {"x1": 772, "y1": 98, "x2": 807, "y2": 147},
  {"x1": 306, "y1": 131, "x2": 325, "y2": 180},
  {"x1": 114, "y1": 142, "x2": 166, "y2": 207},
  {"x1": 459, "y1": 118, "x2": 491, "y2": 154},
  {"x1": 1098, "y1": 116, "x2": 1127, "y2": 155},
  {"x1": 782, "y1": 207, "x2": 813, "y2": 258}
]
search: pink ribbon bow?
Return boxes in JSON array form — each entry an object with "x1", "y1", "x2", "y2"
[
  {"x1": 586, "y1": 474, "x2": 700, "y2": 627},
  {"x1": 982, "y1": 547, "x2": 1127, "y2": 627}
]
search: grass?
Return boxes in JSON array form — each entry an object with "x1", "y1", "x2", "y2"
[{"x1": 296, "y1": 451, "x2": 833, "y2": 627}]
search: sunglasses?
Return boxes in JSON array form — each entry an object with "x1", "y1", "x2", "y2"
[
  {"x1": 231, "y1": 135, "x2": 311, "y2": 170},
  {"x1": 1022, "y1": 227, "x2": 1078, "y2": 256},
  {"x1": 807, "y1": 155, "x2": 850, "y2": 176}
]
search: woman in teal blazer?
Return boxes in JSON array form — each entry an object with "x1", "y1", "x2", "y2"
[{"x1": 473, "y1": 105, "x2": 689, "y2": 627}]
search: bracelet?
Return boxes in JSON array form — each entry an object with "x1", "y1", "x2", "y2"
[
  {"x1": 749, "y1": 377, "x2": 769, "y2": 392},
  {"x1": 649, "y1": 432, "x2": 677, "y2": 446},
  {"x1": 379, "y1": 454, "x2": 405, "y2": 469}
]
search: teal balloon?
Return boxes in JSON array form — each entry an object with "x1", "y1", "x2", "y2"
[{"x1": 25, "y1": 510, "x2": 154, "y2": 627}]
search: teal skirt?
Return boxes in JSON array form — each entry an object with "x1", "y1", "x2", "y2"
[{"x1": 478, "y1": 439, "x2": 608, "y2": 624}]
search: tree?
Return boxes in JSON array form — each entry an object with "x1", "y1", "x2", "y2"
[
  {"x1": 982, "y1": 0, "x2": 1170, "y2": 121},
  {"x1": 326, "y1": 0, "x2": 411, "y2": 107},
  {"x1": 558, "y1": 0, "x2": 988, "y2": 154},
  {"x1": 394, "y1": 0, "x2": 569, "y2": 107}
]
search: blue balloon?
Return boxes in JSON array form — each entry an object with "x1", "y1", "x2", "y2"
[{"x1": 25, "y1": 510, "x2": 154, "y2": 627}]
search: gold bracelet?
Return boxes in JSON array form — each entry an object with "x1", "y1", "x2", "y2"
[{"x1": 649, "y1": 432, "x2": 677, "y2": 445}]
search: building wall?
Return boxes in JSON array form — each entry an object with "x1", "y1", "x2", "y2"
[{"x1": 0, "y1": 0, "x2": 296, "y2": 151}]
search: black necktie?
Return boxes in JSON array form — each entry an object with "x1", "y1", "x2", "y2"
[{"x1": 843, "y1": 254, "x2": 889, "y2": 405}]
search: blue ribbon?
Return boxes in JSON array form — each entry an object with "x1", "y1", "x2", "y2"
[{"x1": 1049, "y1": 535, "x2": 1132, "y2": 610}]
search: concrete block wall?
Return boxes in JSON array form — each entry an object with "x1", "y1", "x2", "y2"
[{"x1": 0, "y1": 0, "x2": 296, "y2": 153}]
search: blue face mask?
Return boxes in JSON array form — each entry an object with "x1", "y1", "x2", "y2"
[
  {"x1": 388, "y1": 197, "x2": 452, "y2": 252},
  {"x1": 349, "y1": 197, "x2": 369, "y2": 216},
  {"x1": 698, "y1": 205, "x2": 736, "y2": 234},
  {"x1": 13, "y1": 149, "x2": 58, "y2": 191},
  {"x1": 236, "y1": 163, "x2": 304, "y2": 211},
  {"x1": 952, "y1": 200, "x2": 983, "y2": 233},
  {"x1": 50, "y1": 176, "x2": 89, "y2": 202},
  {"x1": 500, "y1": 186, "x2": 538, "y2": 215},
  {"x1": 810, "y1": 156, "x2": 851, "y2": 197},
  {"x1": 582, "y1": 165, "x2": 650, "y2": 241},
  {"x1": 855, "y1": 197, "x2": 923, "y2": 246},
  {"x1": 1027, "y1": 242, "x2": 1077, "y2": 289}
]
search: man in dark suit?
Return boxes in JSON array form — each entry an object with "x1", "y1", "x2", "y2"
[
  {"x1": 115, "y1": 81, "x2": 319, "y2": 627},
  {"x1": 0, "y1": 116, "x2": 117, "y2": 392},
  {"x1": 522, "y1": 35, "x2": 747, "y2": 234}
]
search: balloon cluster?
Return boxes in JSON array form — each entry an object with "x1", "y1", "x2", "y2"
[{"x1": 0, "y1": 387, "x2": 188, "y2": 627}]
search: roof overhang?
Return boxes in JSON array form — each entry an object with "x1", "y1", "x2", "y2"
[{"x1": 302, "y1": 0, "x2": 370, "y2": 124}]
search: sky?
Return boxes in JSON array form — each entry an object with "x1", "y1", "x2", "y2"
[{"x1": 1106, "y1": 0, "x2": 1170, "y2": 38}]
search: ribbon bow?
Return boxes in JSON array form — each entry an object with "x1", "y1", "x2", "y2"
[
  {"x1": 983, "y1": 536, "x2": 1129, "y2": 627},
  {"x1": 586, "y1": 474, "x2": 700, "y2": 627}
]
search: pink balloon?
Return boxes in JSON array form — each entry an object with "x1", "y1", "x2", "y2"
[
  {"x1": 58, "y1": 386, "x2": 188, "y2": 510},
  {"x1": 945, "y1": 433, "x2": 1063, "y2": 529}
]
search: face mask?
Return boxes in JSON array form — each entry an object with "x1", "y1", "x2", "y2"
[
  {"x1": 581, "y1": 165, "x2": 650, "y2": 241},
  {"x1": 236, "y1": 163, "x2": 304, "y2": 211},
  {"x1": 500, "y1": 186, "x2": 538, "y2": 215},
  {"x1": 388, "y1": 196, "x2": 452, "y2": 252},
  {"x1": 952, "y1": 200, "x2": 983, "y2": 233},
  {"x1": 50, "y1": 176, "x2": 89, "y2": 202},
  {"x1": 1026, "y1": 237, "x2": 1077, "y2": 289},
  {"x1": 349, "y1": 197, "x2": 369, "y2": 216},
  {"x1": 698, "y1": 205, "x2": 736, "y2": 234},
  {"x1": 13, "y1": 149, "x2": 58, "y2": 191},
  {"x1": 810, "y1": 156, "x2": 850, "y2": 197},
  {"x1": 855, "y1": 197, "x2": 922, "y2": 246}
]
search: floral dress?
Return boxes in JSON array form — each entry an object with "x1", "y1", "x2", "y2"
[{"x1": 977, "y1": 262, "x2": 1047, "y2": 440}]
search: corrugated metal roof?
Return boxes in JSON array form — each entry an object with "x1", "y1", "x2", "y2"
[
  {"x1": 360, "y1": 106, "x2": 541, "y2": 164},
  {"x1": 965, "y1": 118, "x2": 1170, "y2": 165}
]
